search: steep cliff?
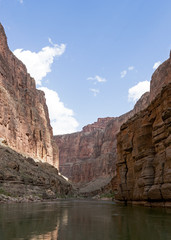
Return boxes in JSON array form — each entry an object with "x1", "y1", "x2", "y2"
[
  {"x1": 0, "y1": 23, "x2": 75, "y2": 200},
  {"x1": 0, "y1": 23, "x2": 58, "y2": 168},
  {"x1": 54, "y1": 92, "x2": 149, "y2": 192},
  {"x1": 116, "y1": 57, "x2": 171, "y2": 206}
]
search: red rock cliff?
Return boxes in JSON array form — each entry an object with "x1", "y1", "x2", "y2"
[
  {"x1": 116, "y1": 55, "x2": 171, "y2": 206},
  {"x1": 82, "y1": 117, "x2": 114, "y2": 132},
  {"x1": 150, "y1": 52, "x2": 171, "y2": 102},
  {"x1": 0, "y1": 23, "x2": 58, "y2": 168},
  {"x1": 54, "y1": 93, "x2": 149, "y2": 191}
]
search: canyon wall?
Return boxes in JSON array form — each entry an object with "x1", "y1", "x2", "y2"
[
  {"x1": 55, "y1": 53, "x2": 171, "y2": 198},
  {"x1": 116, "y1": 56, "x2": 171, "y2": 206},
  {"x1": 54, "y1": 92, "x2": 149, "y2": 191},
  {"x1": 82, "y1": 117, "x2": 114, "y2": 132},
  {"x1": 1, "y1": 21, "x2": 170, "y2": 203},
  {"x1": 0, "y1": 23, "x2": 58, "y2": 168}
]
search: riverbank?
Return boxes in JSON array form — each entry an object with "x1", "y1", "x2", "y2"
[
  {"x1": 1, "y1": 191, "x2": 171, "y2": 207},
  {"x1": 0, "y1": 143, "x2": 75, "y2": 202}
]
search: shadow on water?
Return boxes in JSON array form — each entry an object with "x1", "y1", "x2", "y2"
[{"x1": 0, "y1": 200, "x2": 171, "y2": 240}]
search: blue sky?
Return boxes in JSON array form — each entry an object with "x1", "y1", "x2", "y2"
[{"x1": 0, "y1": 0, "x2": 171, "y2": 134}]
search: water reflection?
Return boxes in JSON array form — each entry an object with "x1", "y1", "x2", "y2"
[
  {"x1": 30, "y1": 225, "x2": 59, "y2": 240},
  {"x1": 0, "y1": 200, "x2": 170, "y2": 240}
]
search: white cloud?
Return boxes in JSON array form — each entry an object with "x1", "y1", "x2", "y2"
[
  {"x1": 13, "y1": 40, "x2": 66, "y2": 85},
  {"x1": 120, "y1": 70, "x2": 127, "y2": 78},
  {"x1": 153, "y1": 61, "x2": 161, "y2": 70},
  {"x1": 121, "y1": 66, "x2": 135, "y2": 78},
  {"x1": 87, "y1": 75, "x2": 106, "y2": 83},
  {"x1": 128, "y1": 66, "x2": 134, "y2": 71},
  {"x1": 90, "y1": 88, "x2": 100, "y2": 96},
  {"x1": 39, "y1": 87, "x2": 79, "y2": 135},
  {"x1": 128, "y1": 80, "x2": 150, "y2": 103},
  {"x1": 18, "y1": 0, "x2": 23, "y2": 3},
  {"x1": 13, "y1": 40, "x2": 78, "y2": 135}
]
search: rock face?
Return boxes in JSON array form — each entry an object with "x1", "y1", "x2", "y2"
[
  {"x1": 55, "y1": 53, "x2": 171, "y2": 200},
  {"x1": 0, "y1": 142, "x2": 74, "y2": 202},
  {"x1": 82, "y1": 117, "x2": 114, "y2": 132},
  {"x1": 0, "y1": 23, "x2": 58, "y2": 168},
  {"x1": 150, "y1": 53, "x2": 171, "y2": 102},
  {"x1": 116, "y1": 62, "x2": 171, "y2": 205},
  {"x1": 54, "y1": 92, "x2": 150, "y2": 192},
  {"x1": 55, "y1": 128, "x2": 112, "y2": 187}
]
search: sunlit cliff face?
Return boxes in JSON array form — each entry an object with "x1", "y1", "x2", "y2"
[{"x1": 0, "y1": 23, "x2": 59, "y2": 168}]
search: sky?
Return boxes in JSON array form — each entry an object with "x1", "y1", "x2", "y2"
[{"x1": 0, "y1": 0, "x2": 171, "y2": 135}]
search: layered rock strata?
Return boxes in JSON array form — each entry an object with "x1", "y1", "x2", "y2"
[
  {"x1": 55, "y1": 54, "x2": 171, "y2": 199},
  {"x1": 82, "y1": 117, "x2": 114, "y2": 132},
  {"x1": 115, "y1": 53, "x2": 171, "y2": 206},
  {"x1": 0, "y1": 23, "x2": 58, "y2": 168},
  {"x1": 116, "y1": 83, "x2": 171, "y2": 206},
  {"x1": 54, "y1": 92, "x2": 149, "y2": 192}
]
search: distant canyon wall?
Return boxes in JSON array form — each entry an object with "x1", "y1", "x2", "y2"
[
  {"x1": 0, "y1": 23, "x2": 58, "y2": 168},
  {"x1": 54, "y1": 92, "x2": 149, "y2": 187}
]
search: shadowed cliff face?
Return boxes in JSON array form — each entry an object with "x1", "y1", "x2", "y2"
[
  {"x1": 54, "y1": 93, "x2": 150, "y2": 192},
  {"x1": 0, "y1": 24, "x2": 58, "y2": 168},
  {"x1": 0, "y1": 142, "x2": 74, "y2": 202},
  {"x1": 116, "y1": 83, "x2": 171, "y2": 206},
  {"x1": 116, "y1": 53, "x2": 171, "y2": 206}
]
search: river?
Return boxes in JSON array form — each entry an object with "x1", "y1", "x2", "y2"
[{"x1": 0, "y1": 200, "x2": 170, "y2": 240}]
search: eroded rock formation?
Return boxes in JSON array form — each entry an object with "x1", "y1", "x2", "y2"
[
  {"x1": 116, "y1": 56, "x2": 171, "y2": 206},
  {"x1": 1, "y1": 22, "x2": 170, "y2": 204},
  {"x1": 0, "y1": 23, "x2": 58, "y2": 168},
  {"x1": 54, "y1": 92, "x2": 150, "y2": 192},
  {"x1": 55, "y1": 53, "x2": 171, "y2": 201}
]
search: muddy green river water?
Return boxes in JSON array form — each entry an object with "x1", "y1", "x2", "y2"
[{"x1": 0, "y1": 200, "x2": 171, "y2": 240}]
